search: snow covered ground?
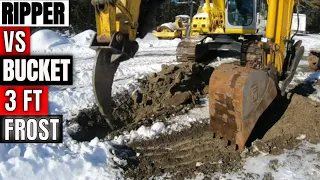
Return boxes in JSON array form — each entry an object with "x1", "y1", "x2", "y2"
[
  {"x1": 289, "y1": 34, "x2": 320, "y2": 102},
  {"x1": 0, "y1": 30, "x2": 319, "y2": 179}
]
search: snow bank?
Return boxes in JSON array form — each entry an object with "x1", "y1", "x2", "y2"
[
  {"x1": 136, "y1": 34, "x2": 181, "y2": 50},
  {"x1": 31, "y1": 29, "x2": 96, "y2": 59},
  {"x1": 294, "y1": 34, "x2": 320, "y2": 54},
  {"x1": 71, "y1": 30, "x2": 96, "y2": 47},
  {"x1": 31, "y1": 29, "x2": 72, "y2": 50},
  {"x1": 0, "y1": 139, "x2": 125, "y2": 180}
]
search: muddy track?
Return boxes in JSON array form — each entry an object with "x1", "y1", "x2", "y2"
[
  {"x1": 124, "y1": 93, "x2": 320, "y2": 179},
  {"x1": 126, "y1": 121, "x2": 242, "y2": 180}
]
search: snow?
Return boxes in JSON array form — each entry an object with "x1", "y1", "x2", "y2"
[
  {"x1": 294, "y1": 34, "x2": 320, "y2": 55},
  {"x1": 31, "y1": 29, "x2": 96, "y2": 60},
  {"x1": 0, "y1": 29, "x2": 319, "y2": 179},
  {"x1": 243, "y1": 141, "x2": 320, "y2": 179},
  {"x1": 112, "y1": 100, "x2": 209, "y2": 145},
  {"x1": 31, "y1": 30, "x2": 73, "y2": 50},
  {"x1": 70, "y1": 30, "x2": 96, "y2": 47},
  {"x1": 0, "y1": 142, "x2": 125, "y2": 180}
]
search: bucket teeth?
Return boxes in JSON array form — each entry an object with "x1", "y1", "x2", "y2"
[
  {"x1": 227, "y1": 140, "x2": 232, "y2": 146},
  {"x1": 212, "y1": 131, "x2": 240, "y2": 150}
]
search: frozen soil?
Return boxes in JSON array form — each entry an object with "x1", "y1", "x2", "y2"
[
  {"x1": 67, "y1": 62, "x2": 214, "y2": 141},
  {"x1": 124, "y1": 94, "x2": 320, "y2": 179}
]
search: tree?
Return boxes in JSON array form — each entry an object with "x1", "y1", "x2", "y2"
[{"x1": 300, "y1": 0, "x2": 320, "y2": 33}]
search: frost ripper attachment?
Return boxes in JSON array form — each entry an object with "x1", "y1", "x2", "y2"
[
  {"x1": 90, "y1": 0, "x2": 140, "y2": 129},
  {"x1": 90, "y1": 0, "x2": 163, "y2": 129}
]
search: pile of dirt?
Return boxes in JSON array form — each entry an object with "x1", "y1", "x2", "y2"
[
  {"x1": 131, "y1": 62, "x2": 213, "y2": 121},
  {"x1": 68, "y1": 62, "x2": 214, "y2": 141},
  {"x1": 263, "y1": 94, "x2": 320, "y2": 154},
  {"x1": 123, "y1": 94, "x2": 320, "y2": 179}
]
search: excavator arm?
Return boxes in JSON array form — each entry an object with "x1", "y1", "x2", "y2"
[
  {"x1": 91, "y1": 0, "x2": 140, "y2": 44},
  {"x1": 264, "y1": 0, "x2": 304, "y2": 95}
]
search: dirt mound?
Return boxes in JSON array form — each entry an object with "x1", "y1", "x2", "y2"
[
  {"x1": 263, "y1": 94, "x2": 320, "y2": 154},
  {"x1": 123, "y1": 94, "x2": 320, "y2": 179},
  {"x1": 68, "y1": 62, "x2": 214, "y2": 141},
  {"x1": 132, "y1": 62, "x2": 213, "y2": 121}
]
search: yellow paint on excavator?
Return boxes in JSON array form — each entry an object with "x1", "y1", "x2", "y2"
[{"x1": 92, "y1": 0, "x2": 141, "y2": 43}]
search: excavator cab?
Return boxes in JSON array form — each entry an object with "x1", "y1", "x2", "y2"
[{"x1": 227, "y1": 0, "x2": 254, "y2": 26}]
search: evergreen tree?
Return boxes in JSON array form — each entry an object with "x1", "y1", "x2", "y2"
[{"x1": 300, "y1": 0, "x2": 320, "y2": 33}]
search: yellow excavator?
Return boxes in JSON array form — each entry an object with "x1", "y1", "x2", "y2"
[
  {"x1": 90, "y1": 0, "x2": 305, "y2": 150},
  {"x1": 153, "y1": 15, "x2": 190, "y2": 40}
]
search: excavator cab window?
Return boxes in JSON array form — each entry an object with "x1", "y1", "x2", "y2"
[{"x1": 227, "y1": 0, "x2": 254, "y2": 26}]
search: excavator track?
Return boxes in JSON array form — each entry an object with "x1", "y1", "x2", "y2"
[
  {"x1": 176, "y1": 35, "x2": 264, "y2": 66},
  {"x1": 176, "y1": 35, "x2": 206, "y2": 62},
  {"x1": 241, "y1": 41, "x2": 264, "y2": 69}
]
